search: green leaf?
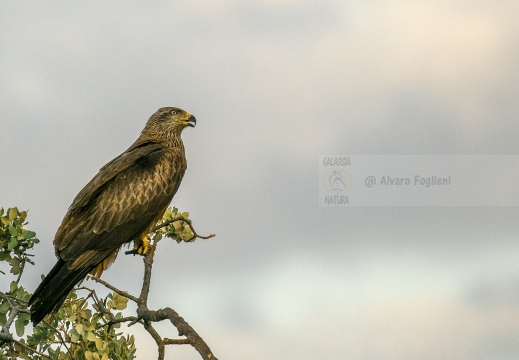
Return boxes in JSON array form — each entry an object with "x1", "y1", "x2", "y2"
[
  {"x1": 22, "y1": 230, "x2": 36, "y2": 239},
  {"x1": 70, "y1": 332, "x2": 78, "y2": 343},
  {"x1": 0, "y1": 302, "x2": 9, "y2": 314},
  {"x1": 18, "y1": 312, "x2": 30, "y2": 323},
  {"x1": 8, "y1": 225, "x2": 17, "y2": 237},
  {"x1": 75, "y1": 323, "x2": 84, "y2": 335},
  {"x1": 14, "y1": 286, "x2": 30, "y2": 301},
  {"x1": 95, "y1": 337, "x2": 103, "y2": 351},
  {"x1": 8, "y1": 208, "x2": 19, "y2": 221},
  {"x1": 10, "y1": 281, "x2": 17, "y2": 293},
  {"x1": 0, "y1": 216, "x2": 9, "y2": 225},
  {"x1": 15, "y1": 318, "x2": 25, "y2": 336},
  {"x1": 113, "y1": 292, "x2": 128, "y2": 310},
  {"x1": 10, "y1": 265, "x2": 21, "y2": 275},
  {"x1": 7, "y1": 238, "x2": 18, "y2": 251}
]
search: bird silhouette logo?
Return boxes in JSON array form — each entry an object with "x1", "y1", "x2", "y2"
[{"x1": 322, "y1": 169, "x2": 352, "y2": 193}]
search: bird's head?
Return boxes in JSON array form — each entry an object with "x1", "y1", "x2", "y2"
[{"x1": 141, "y1": 107, "x2": 196, "y2": 142}]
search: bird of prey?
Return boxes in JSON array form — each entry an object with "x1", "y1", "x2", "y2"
[{"x1": 29, "y1": 107, "x2": 196, "y2": 325}]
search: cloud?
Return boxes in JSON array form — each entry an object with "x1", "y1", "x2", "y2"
[{"x1": 2, "y1": 1, "x2": 519, "y2": 359}]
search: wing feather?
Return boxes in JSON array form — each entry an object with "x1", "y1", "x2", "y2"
[
  {"x1": 68, "y1": 141, "x2": 162, "y2": 209},
  {"x1": 54, "y1": 143, "x2": 186, "y2": 263}
]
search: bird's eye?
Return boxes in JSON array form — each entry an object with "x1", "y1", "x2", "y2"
[{"x1": 170, "y1": 110, "x2": 178, "y2": 116}]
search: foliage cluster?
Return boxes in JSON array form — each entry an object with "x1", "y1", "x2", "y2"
[{"x1": 0, "y1": 206, "x2": 199, "y2": 359}]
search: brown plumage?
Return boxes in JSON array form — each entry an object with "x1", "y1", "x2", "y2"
[{"x1": 29, "y1": 107, "x2": 196, "y2": 325}]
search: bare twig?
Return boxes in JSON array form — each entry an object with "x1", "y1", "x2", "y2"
[
  {"x1": 0, "y1": 292, "x2": 29, "y2": 338},
  {"x1": 15, "y1": 257, "x2": 25, "y2": 284},
  {"x1": 13, "y1": 338, "x2": 53, "y2": 359},
  {"x1": 144, "y1": 321, "x2": 165, "y2": 360},
  {"x1": 125, "y1": 216, "x2": 215, "y2": 255},
  {"x1": 164, "y1": 338, "x2": 191, "y2": 345},
  {"x1": 138, "y1": 305, "x2": 217, "y2": 359},
  {"x1": 86, "y1": 275, "x2": 139, "y2": 303},
  {"x1": 105, "y1": 316, "x2": 141, "y2": 327},
  {"x1": 76, "y1": 286, "x2": 142, "y2": 329},
  {"x1": 135, "y1": 242, "x2": 218, "y2": 360},
  {"x1": 138, "y1": 241, "x2": 157, "y2": 306},
  {"x1": 75, "y1": 286, "x2": 101, "y2": 310},
  {"x1": 151, "y1": 216, "x2": 216, "y2": 241}
]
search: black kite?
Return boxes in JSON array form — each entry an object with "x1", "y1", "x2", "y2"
[{"x1": 29, "y1": 107, "x2": 196, "y2": 325}]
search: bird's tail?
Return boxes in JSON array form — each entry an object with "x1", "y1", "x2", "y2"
[{"x1": 29, "y1": 259, "x2": 92, "y2": 325}]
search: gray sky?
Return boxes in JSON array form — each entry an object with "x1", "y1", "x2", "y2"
[{"x1": 2, "y1": 1, "x2": 519, "y2": 359}]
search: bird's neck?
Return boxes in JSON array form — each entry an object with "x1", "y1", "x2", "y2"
[
  {"x1": 166, "y1": 135, "x2": 185, "y2": 154},
  {"x1": 138, "y1": 127, "x2": 185, "y2": 150}
]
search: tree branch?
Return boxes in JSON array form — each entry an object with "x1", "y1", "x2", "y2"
[
  {"x1": 0, "y1": 332, "x2": 13, "y2": 346},
  {"x1": 138, "y1": 306, "x2": 217, "y2": 359},
  {"x1": 0, "y1": 292, "x2": 30, "y2": 342},
  {"x1": 106, "y1": 316, "x2": 141, "y2": 327},
  {"x1": 135, "y1": 241, "x2": 218, "y2": 360},
  {"x1": 82, "y1": 217, "x2": 218, "y2": 360},
  {"x1": 164, "y1": 338, "x2": 191, "y2": 345},
  {"x1": 14, "y1": 338, "x2": 52, "y2": 360},
  {"x1": 151, "y1": 216, "x2": 216, "y2": 241},
  {"x1": 86, "y1": 275, "x2": 139, "y2": 303},
  {"x1": 144, "y1": 321, "x2": 165, "y2": 360}
]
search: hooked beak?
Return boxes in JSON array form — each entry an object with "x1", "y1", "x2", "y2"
[{"x1": 187, "y1": 114, "x2": 196, "y2": 128}]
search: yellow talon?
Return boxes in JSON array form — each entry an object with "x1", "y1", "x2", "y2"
[{"x1": 135, "y1": 234, "x2": 150, "y2": 255}]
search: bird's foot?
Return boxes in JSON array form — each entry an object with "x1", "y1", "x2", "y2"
[
  {"x1": 136, "y1": 235, "x2": 150, "y2": 255},
  {"x1": 125, "y1": 235, "x2": 150, "y2": 256}
]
